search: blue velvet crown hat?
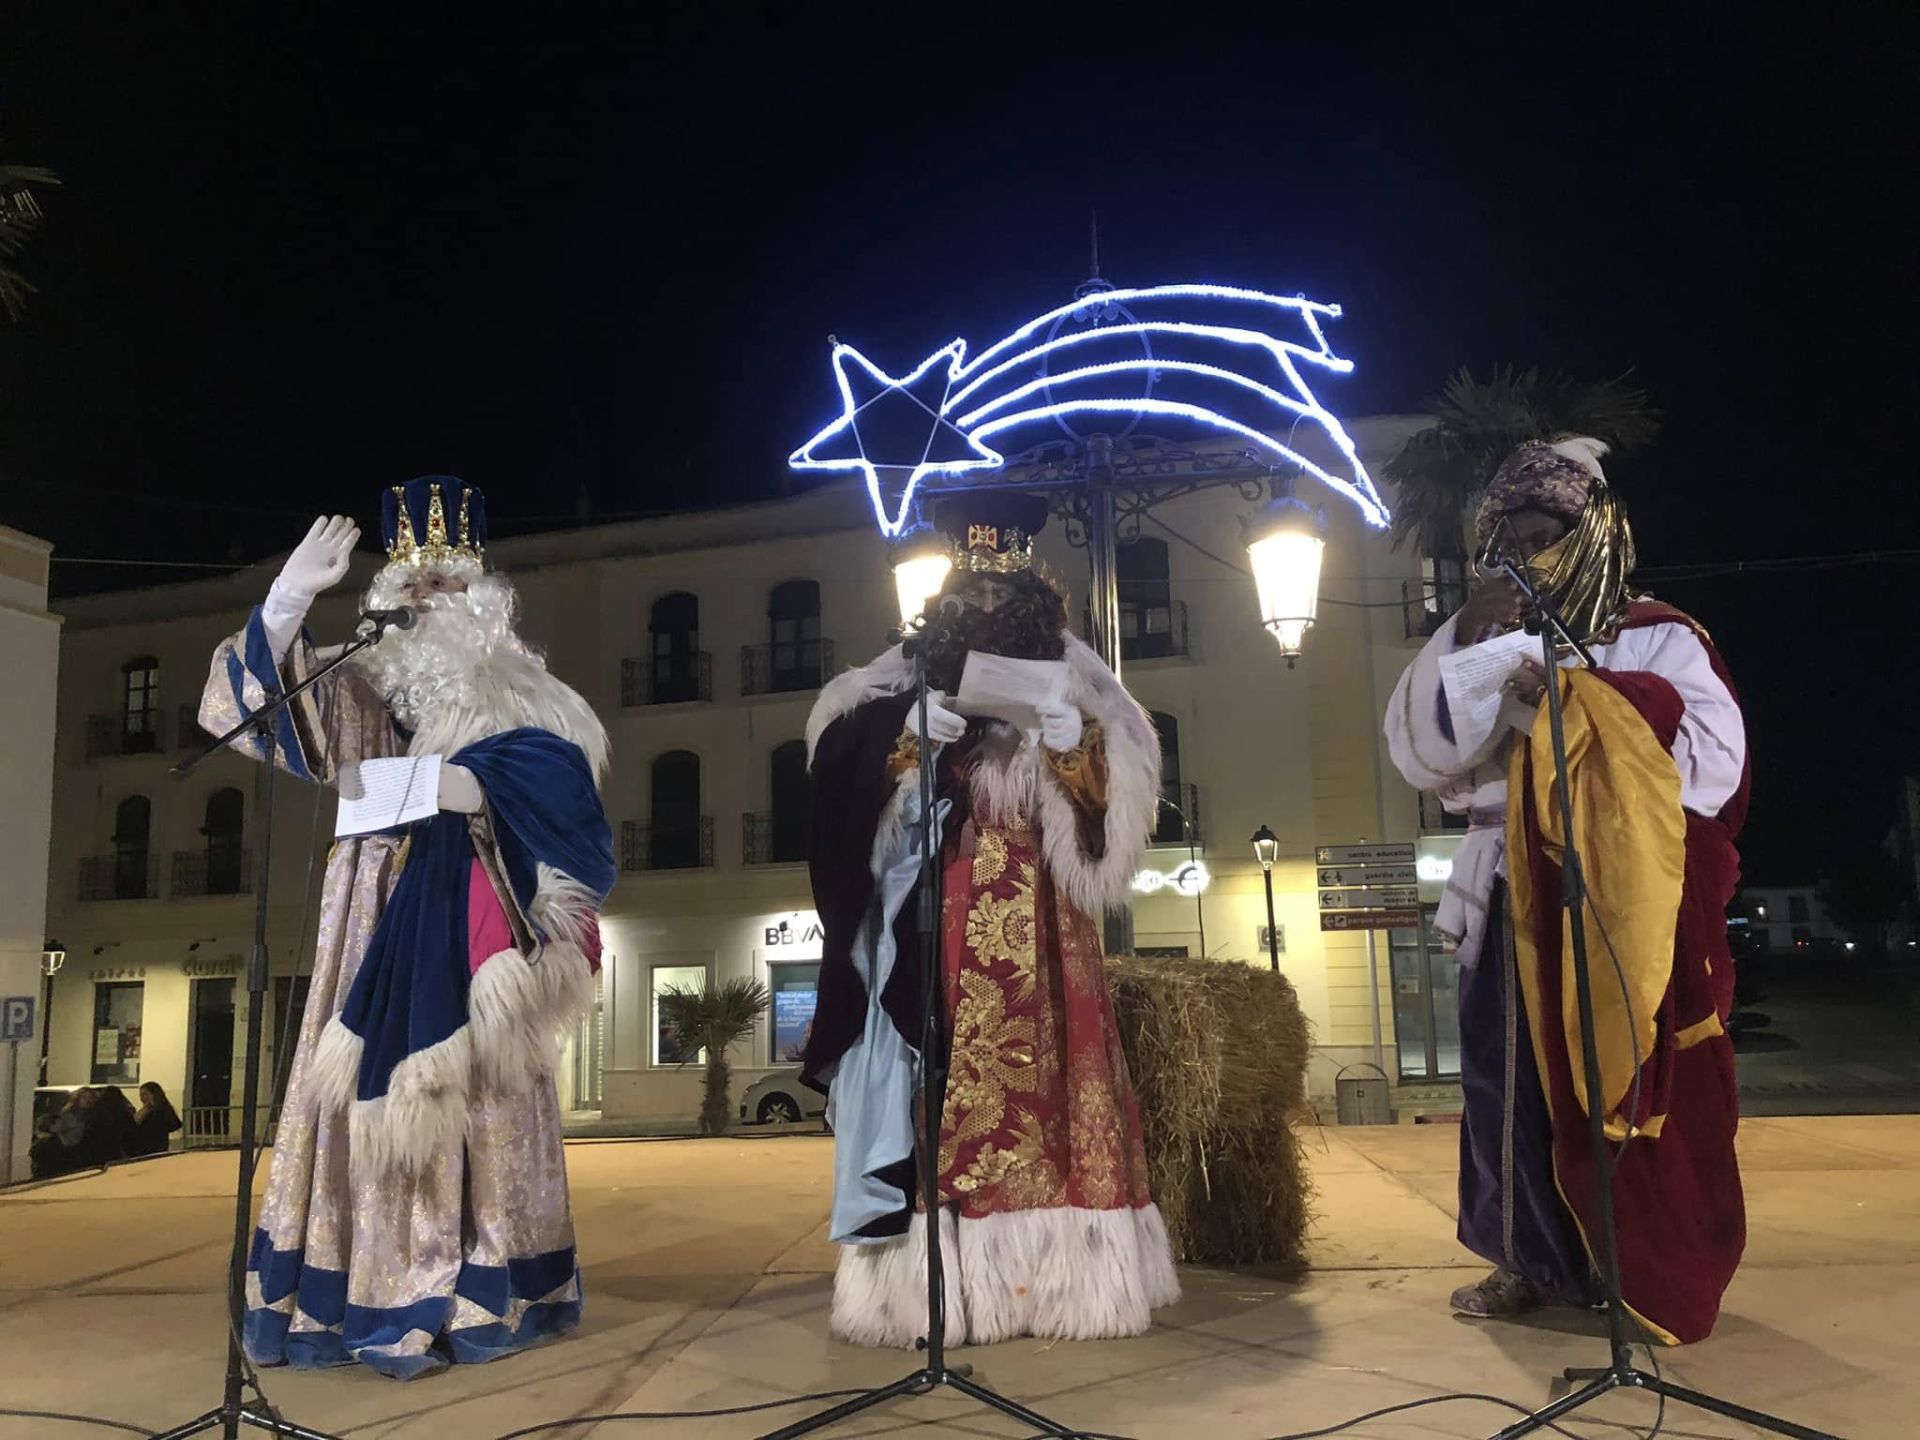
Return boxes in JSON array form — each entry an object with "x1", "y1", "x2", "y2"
[{"x1": 381, "y1": 476, "x2": 487, "y2": 565}]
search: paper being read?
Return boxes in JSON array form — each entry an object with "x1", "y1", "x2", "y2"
[
  {"x1": 1436, "y1": 628, "x2": 1540, "y2": 758},
  {"x1": 955, "y1": 652, "x2": 1070, "y2": 736},
  {"x1": 334, "y1": 754, "x2": 442, "y2": 838}
]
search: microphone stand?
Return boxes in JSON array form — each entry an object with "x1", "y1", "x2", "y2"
[
  {"x1": 762, "y1": 615, "x2": 1081, "y2": 1440},
  {"x1": 152, "y1": 616, "x2": 406, "y2": 1440},
  {"x1": 1484, "y1": 559, "x2": 1833, "y2": 1440}
]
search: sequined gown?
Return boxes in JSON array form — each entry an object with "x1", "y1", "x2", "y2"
[{"x1": 201, "y1": 612, "x2": 583, "y2": 1379}]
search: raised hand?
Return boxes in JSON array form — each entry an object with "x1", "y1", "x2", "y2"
[{"x1": 279, "y1": 515, "x2": 361, "y2": 600}]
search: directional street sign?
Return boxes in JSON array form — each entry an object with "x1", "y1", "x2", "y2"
[
  {"x1": 1314, "y1": 842, "x2": 1415, "y2": 867},
  {"x1": 1320, "y1": 909, "x2": 1421, "y2": 932},
  {"x1": 1318, "y1": 887, "x2": 1419, "y2": 911},
  {"x1": 1316, "y1": 864, "x2": 1417, "y2": 888}
]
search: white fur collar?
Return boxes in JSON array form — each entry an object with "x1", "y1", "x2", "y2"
[{"x1": 805, "y1": 635, "x2": 1160, "y2": 916}]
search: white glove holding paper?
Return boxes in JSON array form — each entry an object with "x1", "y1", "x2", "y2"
[
  {"x1": 955, "y1": 652, "x2": 1072, "y2": 740},
  {"x1": 1037, "y1": 701, "x2": 1084, "y2": 753},
  {"x1": 903, "y1": 690, "x2": 969, "y2": 746}
]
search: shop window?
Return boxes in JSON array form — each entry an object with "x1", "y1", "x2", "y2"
[
  {"x1": 768, "y1": 961, "x2": 821, "y2": 1065},
  {"x1": 91, "y1": 981, "x2": 144, "y2": 1084},
  {"x1": 651, "y1": 963, "x2": 707, "y2": 1066}
]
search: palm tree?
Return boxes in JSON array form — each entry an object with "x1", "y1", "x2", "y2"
[
  {"x1": 657, "y1": 976, "x2": 771, "y2": 1136},
  {"x1": 1, "y1": 158, "x2": 60, "y2": 322},
  {"x1": 1386, "y1": 366, "x2": 1660, "y2": 565}
]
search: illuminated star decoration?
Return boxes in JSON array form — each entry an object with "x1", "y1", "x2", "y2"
[{"x1": 789, "y1": 283, "x2": 1391, "y2": 537}]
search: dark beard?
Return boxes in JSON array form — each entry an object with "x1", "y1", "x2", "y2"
[{"x1": 924, "y1": 588, "x2": 1067, "y2": 694}]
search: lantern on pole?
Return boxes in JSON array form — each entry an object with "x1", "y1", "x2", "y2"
[
  {"x1": 1249, "y1": 828, "x2": 1281, "y2": 973},
  {"x1": 889, "y1": 527, "x2": 954, "y2": 626},
  {"x1": 1245, "y1": 494, "x2": 1327, "y2": 667}
]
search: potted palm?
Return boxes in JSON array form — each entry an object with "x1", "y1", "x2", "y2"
[{"x1": 657, "y1": 976, "x2": 772, "y2": 1136}]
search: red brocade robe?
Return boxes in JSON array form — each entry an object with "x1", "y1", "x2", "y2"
[{"x1": 1507, "y1": 602, "x2": 1751, "y2": 1344}]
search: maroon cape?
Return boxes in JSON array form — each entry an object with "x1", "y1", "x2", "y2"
[{"x1": 1510, "y1": 600, "x2": 1751, "y2": 1344}]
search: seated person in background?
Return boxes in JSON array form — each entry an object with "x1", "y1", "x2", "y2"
[{"x1": 128, "y1": 1082, "x2": 184, "y2": 1157}]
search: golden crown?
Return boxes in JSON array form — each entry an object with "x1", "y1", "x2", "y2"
[
  {"x1": 956, "y1": 523, "x2": 1034, "y2": 574},
  {"x1": 387, "y1": 480, "x2": 484, "y2": 566}
]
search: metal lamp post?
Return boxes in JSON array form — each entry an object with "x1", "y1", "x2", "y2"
[
  {"x1": 1251, "y1": 826, "x2": 1280, "y2": 972},
  {"x1": 39, "y1": 938, "x2": 65, "y2": 1081}
]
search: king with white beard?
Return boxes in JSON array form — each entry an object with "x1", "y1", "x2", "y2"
[{"x1": 199, "y1": 477, "x2": 615, "y2": 1378}]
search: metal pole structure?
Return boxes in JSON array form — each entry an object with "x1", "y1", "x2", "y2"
[
  {"x1": 1083, "y1": 433, "x2": 1135, "y2": 957},
  {"x1": 1261, "y1": 867, "x2": 1280, "y2": 973}
]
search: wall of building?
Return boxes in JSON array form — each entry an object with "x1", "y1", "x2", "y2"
[
  {"x1": 1, "y1": 526, "x2": 60, "y2": 1181},
  {"x1": 42, "y1": 420, "x2": 1449, "y2": 1128}
]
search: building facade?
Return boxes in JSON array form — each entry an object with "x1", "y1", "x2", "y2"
[
  {"x1": 39, "y1": 416, "x2": 1479, "y2": 1131},
  {"x1": 1, "y1": 525, "x2": 60, "y2": 1181}
]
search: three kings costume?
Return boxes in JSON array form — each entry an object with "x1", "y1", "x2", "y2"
[
  {"x1": 801, "y1": 496, "x2": 1180, "y2": 1347},
  {"x1": 200, "y1": 479, "x2": 615, "y2": 1377},
  {"x1": 1386, "y1": 439, "x2": 1750, "y2": 1344}
]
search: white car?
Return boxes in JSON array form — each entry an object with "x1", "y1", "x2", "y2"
[{"x1": 738, "y1": 1069, "x2": 829, "y2": 1128}]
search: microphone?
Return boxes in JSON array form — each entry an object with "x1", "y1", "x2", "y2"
[
  {"x1": 936, "y1": 593, "x2": 966, "y2": 619},
  {"x1": 356, "y1": 606, "x2": 417, "y2": 638}
]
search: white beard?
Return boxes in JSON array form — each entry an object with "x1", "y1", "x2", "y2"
[{"x1": 353, "y1": 569, "x2": 608, "y2": 781}]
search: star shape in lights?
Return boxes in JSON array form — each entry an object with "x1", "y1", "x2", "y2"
[{"x1": 788, "y1": 340, "x2": 1005, "y2": 536}]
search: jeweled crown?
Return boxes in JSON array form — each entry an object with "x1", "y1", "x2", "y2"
[{"x1": 382, "y1": 477, "x2": 486, "y2": 566}]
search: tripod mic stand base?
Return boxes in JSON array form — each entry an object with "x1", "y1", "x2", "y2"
[
  {"x1": 150, "y1": 1402, "x2": 345, "y2": 1440},
  {"x1": 758, "y1": 1360, "x2": 1080, "y2": 1440},
  {"x1": 1490, "y1": 1363, "x2": 1839, "y2": 1440}
]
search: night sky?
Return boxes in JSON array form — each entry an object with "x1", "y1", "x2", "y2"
[{"x1": 2, "y1": 4, "x2": 1913, "y2": 883}]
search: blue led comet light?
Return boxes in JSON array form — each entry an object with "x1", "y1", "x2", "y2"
[{"x1": 788, "y1": 282, "x2": 1389, "y2": 535}]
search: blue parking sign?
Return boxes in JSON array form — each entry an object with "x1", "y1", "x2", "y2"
[{"x1": 1, "y1": 996, "x2": 34, "y2": 1042}]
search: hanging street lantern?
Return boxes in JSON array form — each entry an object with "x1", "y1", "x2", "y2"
[
  {"x1": 889, "y1": 526, "x2": 954, "y2": 626},
  {"x1": 1245, "y1": 494, "x2": 1327, "y2": 667}
]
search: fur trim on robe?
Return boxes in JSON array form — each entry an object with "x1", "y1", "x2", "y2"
[
  {"x1": 833, "y1": 1203, "x2": 1182, "y2": 1348},
  {"x1": 804, "y1": 634, "x2": 1160, "y2": 917}
]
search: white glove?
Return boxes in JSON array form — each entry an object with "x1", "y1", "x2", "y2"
[
  {"x1": 1038, "y1": 702, "x2": 1084, "y2": 753},
  {"x1": 437, "y1": 762, "x2": 485, "y2": 814},
  {"x1": 263, "y1": 516, "x2": 361, "y2": 662},
  {"x1": 905, "y1": 690, "x2": 968, "y2": 746},
  {"x1": 277, "y1": 515, "x2": 360, "y2": 602}
]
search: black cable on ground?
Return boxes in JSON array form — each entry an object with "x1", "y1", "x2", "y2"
[
  {"x1": 488, "y1": 1388, "x2": 873, "y2": 1438},
  {"x1": 0, "y1": 1407, "x2": 156, "y2": 1436}
]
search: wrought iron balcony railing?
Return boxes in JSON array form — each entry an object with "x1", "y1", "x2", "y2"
[
  {"x1": 743, "y1": 811, "x2": 809, "y2": 866},
  {"x1": 86, "y1": 711, "x2": 165, "y2": 760},
  {"x1": 741, "y1": 640, "x2": 835, "y2": 697},
  {"x1": 1403, "y1": 575, "x2": 1468, "y2": 641},
  {"x1": 620, "y1": 817, "x2": 715, "y2": 872},
  {"x1": 171, "y1": 848, "x2": 255, "y2": 897},
  {"x1": 79, "y1": 854, "x2": 159, "y2": 902},
  {"x1": 621, "y1": 653, "x2": 713, "y2": 706}
]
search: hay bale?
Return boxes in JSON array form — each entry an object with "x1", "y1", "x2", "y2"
[{"x1": 1106, "y1": 954, "x2": 1314, "y2": 1269}]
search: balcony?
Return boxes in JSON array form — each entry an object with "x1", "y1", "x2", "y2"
[
  {"x1": 176, "y1": 703, "x2": 209, "y2": 752},
  {"x1": 86, "y1": 711, "x2": 165, "y2": 760},
  {"x1": 79, "y1": 854, "x2": 158, "y2": 902},
  {"x1": 620, "y1": 817, "x2": 714, "y2": 872},
  {"x1": 171, "y1": 848, "x2": 255, "y2": 897},
  {"x1": 1121, "y1": 599, "x2": 1192, "y2": 662},
  {"x1": 741, "y1": 640, "x2": 836, "y2": 697},
  {"x1": 1418, "y1": 792, "x2": 1469, "y2": 834},
  {"x1": 1402, "y1": 573, "x2": 1468, "y2": 641},
  {"x1": 743, "y1": 812, "x2": 809, "y2": 866},
  {"x1": 621, "y1": 654, "x2": 713, "y2": 706},
  {"x1": 1151, "y1": 782, "x2": 1202, "y2": 847}
]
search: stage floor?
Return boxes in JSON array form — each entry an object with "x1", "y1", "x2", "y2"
[{"x1": 2, "y1": 1116, "x2": 1914, "y2": 1439}]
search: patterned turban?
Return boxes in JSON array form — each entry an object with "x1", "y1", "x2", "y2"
[{"x1": 1473, "y1": 436, "x2": 1610, "y2": 547}]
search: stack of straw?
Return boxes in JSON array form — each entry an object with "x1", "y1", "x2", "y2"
[{"x1": 1106, "y1": 954, "x2": 1315, "y2": 1269}]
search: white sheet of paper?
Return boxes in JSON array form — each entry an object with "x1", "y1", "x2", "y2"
[
  {"x1": 1437, "y1": 628, "x2": 1541, "y2": 758},
  {"x1": 334, "y1": 754, "x2": 442, "y2": 837},
  {"x1": 955, "y1": 652, "x2": 1070, "y2": 736}
]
